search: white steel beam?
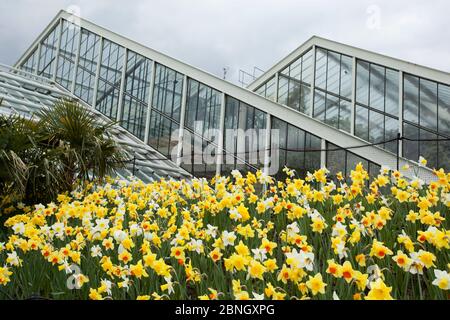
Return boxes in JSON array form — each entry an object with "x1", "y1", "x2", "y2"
[
  {"x1": 52, "y1": 19, "x2": 63, "y2": 82},
  {"x1": 71, "y1": 25, "x2": 83, "y2": 94},
  {"x1": 350, "y1": 56, "x2": 357, "y2": 135},
  {"x1": 176, "y1": 74, "x2": 188, "y2": 166},
  {"x1": 144, "y1": 60, "x2": 156, "y2": 144},
  {"x1": 398, "y1": 71, "x2": 404, "y2": 157},
  {"x1": 91, "y1": 37, "x2": 103, "y2": 110},
  {"x1": 216, "y1": 92, "x2": 226, "y2": 175},
  {"x1": 116, "y1": 48, "x2": 128, "y2": 122},
  {"x1": 309, "y1": 45, "x2": 316, "y2": 117}
]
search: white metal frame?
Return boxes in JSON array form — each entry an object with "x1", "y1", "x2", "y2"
[{"x1": 13, "y1": 10, "x2": 440, "y2": 182}]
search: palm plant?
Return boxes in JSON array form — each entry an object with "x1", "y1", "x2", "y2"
[{"x1": 0, "y1": 98, "x2": 127, "y2": 209}]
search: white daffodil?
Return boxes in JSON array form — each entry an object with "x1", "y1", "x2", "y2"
[
  {"x1": 252, "y1": 292, "x2": 265, "y2": 300},
  {"x1": 206, "y1": 224, "x2": 218, "y2": 238},
  {"x1": 12, "y1": 222, "x2": 25, "y2": 235},
  {"x1": 113, "y1": 229, "x2": 127, "y2": 243},
  {"x1": 418, "y1": 156, "x2": 427, "y2": 167},
  {"x1": 432, "y1": 269, "x2": 450, "y2": 290},
  {"x1": 252, "y1": 248, "x2": 267, "y2": 262},
  {"x1": 222, "y1": 231, "x2": 236, "y2": 247},
  {"x1": 90, "y1": 245, "x2": 102, "y2": 258}
]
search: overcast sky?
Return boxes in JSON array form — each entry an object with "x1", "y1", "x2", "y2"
[{"x1": 1, "y1": 0, "x2": 449, "y2": 85}]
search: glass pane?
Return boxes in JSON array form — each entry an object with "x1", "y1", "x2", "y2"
[
  {"x1": 385, "y1": 68, "x2": 399, "y2": 116},
  {"x1": 339, "y1": 99, "x2": 351, "y2": 132},
  {"x1": 438, "y1": 84, "x2": 450, "y2": 136},
  {"x1": 369, "y1": 64, "x2": 385, "y2": 112},
  {"x1": 301, "y1": 49, "x2": 313, "y2": 85},
  {"x1": 287, "y1": 79, "x2": 301, "y2": 111},
  {"x1": 300, "y1": 85, "x2": 311, "y2": 115},
  {"x1": 289, "y1": 57, "x2": 302, "y2": 80},
  {"x1": 278, "y1": 75, "x2": 289, "y2": 106},
  {"x1": 38, "y1": 22, "x2": 60, "y2": 78},
  {"x1": 265, "y1": 77, "x2": 276, "y2": 101},
  {"x1": 286, "y1": 124, "x2": 305, "y2": 168},
  {"x1": 315, "y1": 48, "x2": 327, "y2": 90},
  {"x1": 313, "y1": 90, "x2": 326, "y2": 121},
  {"x1": 403, "y1": 74, "x2": 419, "y2": 124},
  {"x1": 55, "y1": 20, "x2": 80, "y2": 90},
  {"x1": 419, "y1": 78, "x2": 438, "y2": 132},
  {"x1": 325, "y1": 94, "x2": 339, "y2": 128},
  {"x1": 21, "y1": 48, "x2": 39, "y2": 74},
  {"x1": 340, "y1": 55, "x2": 353, "y2": 99},
  {"x1": 355, "y1": 105, "x2": 369, "y2": 141},
  {"x1": 74, "y1": 29, "x2": 101, "y2": 105},
  {"x1": 326, "y1": 51, "x2": 340, "y2": 95},
  {"x1": 420, "y1": 129, "x2": 438, "y2": 169},
  {"x1": 120, "y1": 51, "x2": 152, "y2": 140},
  {"x1": 356, "y1": 60, "x2": 370, "y2": 106},
  {"x1": 326, "y1": 142, "x2": 346, "y2": 177},
  {"x1": 384, "y1": 115, "x2": 398, "y2": 154},
  {"x1": 403, "y1": 123, "x2": 419, "y2": 161},
  {"x1": 152, "y1": 63, "x2": 183, "y2": 121},
  {"x1": 95, "y1": 39, "x2": 125, "y2": 119},
  {"x1": 369, "y1": 109, "x2": 384, "y2": 143},
  {"x1": 438, "y1": 139, "x2": 450, "y2": 171}
]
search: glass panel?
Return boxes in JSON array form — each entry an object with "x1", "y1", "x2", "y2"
[
  {"x1": 38, "y1": 22, "x2": 60, "y2": 78},
  {"x1": 313, "y1": 90, "x2": 326, "y2": 121},
  {"x1": 74, "y1": 29, "x2": 101, "y2": 105},
  {"x1": 369, "y1": 64, "x2": 385, "y2": 112},
  {"x1": 403, "y1": 123, "x2": 419, "y2": 161},
  {"x1": 289, "y1": 57, "x2": 302, "y2": 80},
  {"x1": 419, "y1": 78, "x2": 438, "y2": 132},
  {"x1": 304, "y1": 134, "x2": 321, "y2": 172},
  {"x1": 384, "y1": 115, "x2": 398, "y2": 154},
  {"x1": 315, "y1": 48, "x2": 327, "y2": 90},
  {"x1": 300, "y1": 85, "x2": 311, "y2": 115},
  {"x1": 95, "y1": 39, "x2": 125, "y2": 119},
  {"x1": 438, "y1": 84, "x2": 450, "y2": 136},
  {"x1": 277, "y1": 75, "x2": 289, "y2": 106},
  {"x1": 265, "y1": 76, "x2": 276, "y2": 101},
  {"x1": 287, "y1": 79, "x2": 301, "y2": 111},
  {"x1": 403, "y1": 74, "x2": 419, "y2": 124},
  {"x1": 301, "y1": 49, "x2": 313, "y2": 85},
  {"x1": 222, "y1": 96, "x2": 266, "y2": 174},
  {"x1": 339, "y1": 99, "x2": 351, "y2": 133},
  {"x1": 286, "y1": 124, "x2": 305, "y2": 169},
  {"x1": 355, "y1": 105, "x2": 369, "y2": 141},
  {"x1": 55, "y1": 20, "x2": 80, "y2": 90},
  {"x1": 326, "y1": 142, "x2": 346, "y2": 177},
  {"x1": 340, "y1": 55, "x2": 353, "y2": 99},
  {"x1": 438, "y1": 139, "x2": 450, "y2": 171},
  {"x1": 120, "y1": 51, "x2": 152, "y2": 140},
  {"x1": 419, "y1": 129, "x2": 437, "y2": 169},
  {"x1": 21, "y1": 48, "x2": 39, "y2": 74},
  {"x1": 152, "y1": 63, "x2": 183, "y2": 121},
  {"x1": 326, "y1": 52, "x2": 340, "y2": 95},
  {"x1": 356, "y1": 60, "x2": 370, "y2": 106},
  {"x1": 325, "y1": 94, "x2": 339, "y2": 127},
  {"x1": 369, "y1": 110, "x2": 384, "y2": 143},
  {"x1": 385, "y1": 68, "x2": 399, "y2": 116}
]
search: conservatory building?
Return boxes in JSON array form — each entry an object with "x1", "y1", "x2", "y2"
[{"x1": 1, "y1": 10, "x2": 449, "y2": 182}]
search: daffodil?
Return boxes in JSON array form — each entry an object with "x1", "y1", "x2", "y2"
[
  {"x1": 306, "y1": 273, "x2": 327, "y2": 295},
  {"x1": 365, "y1": 278, "x2": 393, "y2": 300}
]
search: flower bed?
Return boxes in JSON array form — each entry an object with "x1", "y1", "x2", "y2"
[{"x1": 0, "y1": 164, "x2": 449, "y2": 300}]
